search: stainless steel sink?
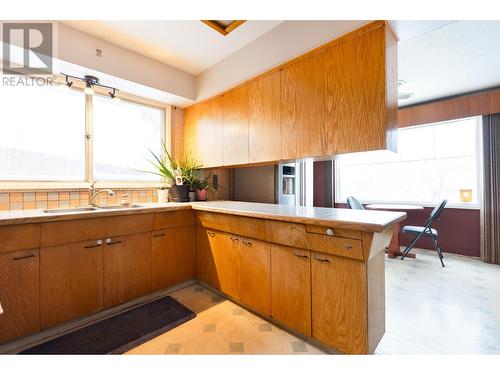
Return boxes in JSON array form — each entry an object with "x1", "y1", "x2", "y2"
[
  {"x1": 98, "y1": 204, "x2": 135, "y2": 210},
  {"x1": 43, "y1": 207, "x2": 100, "y2": 214}
]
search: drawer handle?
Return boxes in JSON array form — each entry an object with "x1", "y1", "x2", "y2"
[
  {"x1": 326, "y1": 228, "x2": 335, "y2": 236},
  {"x1": 13, "y1": 254, "x2": 35, "y2": 261},
  {"x1": 242, "y1": 240, "x2": 252, "y2": 246},
  {"x1": 153, "y1": 233, "x2": 166, "y2": 238},
  {"x1": 85, "y1": 239, "x2": 103, "y2": 249},
  {"x1": 106, "y1": 238, "x2": 122, "y2": 246},
  {"x1": 294, "y1": 253, "x2": 309, "y2": 260},
  {"x1": 345, "y1": 244, "x2": 353, "y2": 250},
  {"x1": 208, "y1": 231, "x2": 215, "y2": 237},
  {"x1": 314, "y1": 257, "x2": 331, "y2": 264},
  {"x1": 230, "y1": 236, "x2": 240, "y2": 242}
]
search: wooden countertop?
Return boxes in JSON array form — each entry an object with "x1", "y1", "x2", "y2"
[{"x1": 0, "y1": 201, "x2": 406, "y2": 232}]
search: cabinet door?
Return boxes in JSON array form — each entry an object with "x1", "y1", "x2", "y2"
[
  {"x1": 104, "y1": 232, "x2": 152, "y2": 308},
  {"x1": 185, "y1": 98, "x2": 223, "y2": 168},
  {"x1": 195, "y1": 227, "x2": 218, "y2": 289},
  {"x1": 281, "y1": 52, "x2": 325, "y2": 159},
  {"x1": 223, "y1": 85, "x2": 249, "y2": 166},
  {"x1": 271, "y1": 244, "x2": 311, "y2": 336},
  {"x1": 239, "y1": 237, "x2": 271, "y2": 316},
  {"x1": 311, "y1": 252, "x2": 367, "y2": 354},
  {"x1": 152, "y1": 226, "x2": 195, "y2": 291},
  {"x1": 41, "y1": 240, "x2": 103, "y2": 329},
  {"x1": 213, "y1": 234, "x2": 241, "y2": 299},
  {"x1": 249, "y1": 71, "x2": 282, "y2": 163},
  {"x1": 0, "y1": 249, "x2": 40, "y2": 343}
]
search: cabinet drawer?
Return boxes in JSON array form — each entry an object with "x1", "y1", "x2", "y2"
[
  {"x1": 265, "y1": 220, "x2": 306, "y2": 248},
  {"x1": 41, "y1": 214, "x2": 153, "y2": 247},
  {"x1": 306, "y1": 233, "x2": 363, "y2": 261},
  {"x1": 195, "y1": 211, "x2": 266, "y2": 241},
  {"x1": 153, "y1": 209, "x2": 194, "y2": 230},
  {"x1": 305, "y1": 224, "x2": 361, "y2": 240},
  {"x1": 0, "y1": 224, "x2": 40, "y2": 254}
]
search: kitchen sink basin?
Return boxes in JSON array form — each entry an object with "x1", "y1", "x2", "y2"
[
  {"x1": 43, "y1": 207, "x2": 100, "y2": 214},
  {"x1": 98, "y1": 204, "x2": 136, "y2": 210}
]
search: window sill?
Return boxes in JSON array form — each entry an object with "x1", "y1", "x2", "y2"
[
  {"x1": 335, "y1": 200, "x2": 480, "y2": 210},
  {"x1": 0, "y1": 181, "x2": 163, "y2": 192}
]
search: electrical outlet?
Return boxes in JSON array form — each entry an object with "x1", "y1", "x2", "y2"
[{"x1": 213, "y1": 175, "x2": 218, "y2": 190}]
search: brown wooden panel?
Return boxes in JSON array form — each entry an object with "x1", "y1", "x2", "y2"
[
  {"x1": 195, "y1": 211, "x2": 267, "y2": 241},
  {"x1": 306, "y1": 233, "x2": 364, "y2": 261},
  {"x1": 186, "y1": 97, "x2": 223, "y2": 168},
  {"x1": 40, "y1": 240, "x2": 103, "y2": 329},
  {"x1": 385, "y1": 24, "x2": 399, "y2": 152},
  {"x1": 152, "y1": 210, "x2": 194, "y2": 230},
  {"x1": 311, "y1": 252, "x2": 367, "y2": 354},
  {"x1": 212, "y1": 233, "x2": 241, "y2": 299},
  {"x1": 239, "y1": 237, "x2": 271, "y2": 316},
  {"x1": 0, "y1": 224, "x2": 40, "y2": 254},
  {"x1": 305, "y1": 224, "x2": 362, "y2": 240},
  {"x1": 0, "y1": 249, "x2": 40, "y2": 343},
  {"x1": 223, "y1": 84, "x2": 249, "y2": 166},
  {"x1": 367, "y1": 250, "x2": 385, "y2": 353},
  {"x1": 281, "y1": 51, "x2": 324, "y2": 159},
  {"x1": 248, "y1": 71, "x2": 282, "y2": 163},
  {"x1": 265, "y1": 220, "x2": 306, "y2": 248},
  {"x1": 195, "y1": 226, "x2": 212, "y2": 286},
  {"x1": 152, "y1": 226, "x2": 195, "y2": 291},
  {"x1": 103, "y1": 232, "x2": 152, "y2": 308},
  {"x1": 41, "y1": 214, "x2": 153, "y2": 247},
  {"x1": 270, "y1": 244, "x2": 311, "y2": 336}
]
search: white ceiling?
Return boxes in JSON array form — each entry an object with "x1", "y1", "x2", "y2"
[
  {"x1": 397, "y1": 20, "x2": 500, "y2": 106},
  {"x1": 61, "y1": 20, "x2": 283, "y2": 75}
]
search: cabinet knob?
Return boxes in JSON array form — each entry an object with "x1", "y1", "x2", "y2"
[
  {"x1": 85, "y1": 239, "x2": 102, "y2": 249},
  {"x1": 314, "y1": 257, "x2": 331, "y2": 264},
  {"x1": 208, "y1": 231, "x2": 215, "y2": 237},
  {"x1": 105, "y1": 238, "x2": 111, "y2": 244},
  {"x1": 345, "y1": 244, "x2": 353, "y2": 250},
  {"x1": 326, "y1": 228, "x2": 335, "y2": 236},
  {"x1": 294, "y1": 253, "x2": 309, "y2": 260}
]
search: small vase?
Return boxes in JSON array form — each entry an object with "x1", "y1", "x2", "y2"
[
  {"x1": 157, "y1": 189, "x2": 169, "y2": 203},
  {"x1": 195, "y1": 189, "x2": 207, "y2": 201}
]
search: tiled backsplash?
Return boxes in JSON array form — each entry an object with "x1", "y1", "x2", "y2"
[{"x1": 0, "y1": 189, "x2": 158, "y2": 211}]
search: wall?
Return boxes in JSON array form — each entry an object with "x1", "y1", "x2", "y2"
[
  {"x1": 196, "y1": 20, "x2": 368, "y2": 101},
  {"x1": 232, "y1": 166, "x2": 276, "y2": 204}
]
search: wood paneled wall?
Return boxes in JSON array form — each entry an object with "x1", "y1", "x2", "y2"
[{"x1": 398, "y1": 87, "x2": 500, "y2": 127}]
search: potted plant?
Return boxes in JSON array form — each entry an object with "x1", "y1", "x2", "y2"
[
  {"x1": 140, "y1": 140, "x2": 202, "y2": 202},
  {"x1": 191, "y1": 178, "x2": 211, "y2": 201}
]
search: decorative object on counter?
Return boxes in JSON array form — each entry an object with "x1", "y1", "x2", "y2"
[
  {"x1": 156, "y1": 188, "x2": 169, "y2": 203},
  {"x1": 191, "y1": 178, "x2": 211, "y2": 201},
  {"x1": 141, "y1": 140, "x2": 202, "y2": 203}
]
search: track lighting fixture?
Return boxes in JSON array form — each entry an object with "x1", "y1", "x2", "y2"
[{"x1": 61, "y1": 73, "x2": 120, "y2": 102}]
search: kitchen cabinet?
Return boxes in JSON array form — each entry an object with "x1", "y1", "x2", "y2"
[
  {"x1": 195, "y1": 227, "x2": 219, "y2": 289},
  {"x1": 248, "y1": 71, "x2": 282, "y2": 163},
  {"x1": 40, "y1": 240, "x2": 103, "y2": 329},
  {"x1": 183, "y1": 21, "x2": 397, "y2": 167},
  {"x1": 270, "y1": 244, "x2": 311, "y2": 336},
  {"x1": 0, "y1": 249, "x2": 40, "y2": 344},
  {"x1": 311, "y1": 252, "x2": 367, "y2": 354},
  {"x1": 239, "y1": 237, "x2": 271, "y2": 316},
  {"x1": 184, "y1": 97, "x2": 223, "y2": 168},
  {"x1": 152, "y1": 226, "x2": 195, "y2": 291},
  {"x1": 104, "y1": 232, "x2": 152, "y2": 308},
  {"x1": 223, "y1": 84, "x2": 249, "y2": 166},
  {"x1": 212, "y1": 233, "x2": 241, "y2": 299}
]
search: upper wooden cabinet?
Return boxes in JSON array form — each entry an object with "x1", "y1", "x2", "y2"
[
  {"x1": 185, "y1": 97, "x2": 223, "y2": 168},
  {"x1": 222, "y1": 85, "x2": 249, "y2": 166},
  {"x1": 183, "y1": 21, "x2": 397, "y2": 167},
  {"x1": 249, "y1": 71, "x2": 282, "y2": 163}
]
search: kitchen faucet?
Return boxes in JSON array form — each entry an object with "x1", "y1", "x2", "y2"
[{"x1": 89, "y1": 181, "x2": 115, "y2": 207}]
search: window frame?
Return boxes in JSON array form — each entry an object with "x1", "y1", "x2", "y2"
[
  {"x1": 334, "y1": 116, "x2": 483, "y2": 210},
  {"x1": 0, "y1": 80, "x2": 171, "y2": 190}
]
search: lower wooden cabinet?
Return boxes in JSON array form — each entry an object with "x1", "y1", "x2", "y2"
[
  {"x1": 213, "y1": 233, "x2": 241, "y2": 299},
  {"x1": 311, "y1": 252, "x2": 367, "y2": 354},
  {"x1": 40, "y1": 240, "x2": 104, "y2": 329},
  {"x1": 0, "y1": 249, "x2": 40, "y2": 344},
  {"x1": 270, "y1": 244, "x2": 311, "y2": 336},
  {"x1": 195, "y1": 227, "x2": 216, "y2": 288},
  {"x1": 152, "y1": 226, "x2": 195, "y2": 291},
  {"x1": 239, "y1": 237, "x2": 271, "y2": 316},
  {"x1": 104, "y1": 232, "x2": 152, "y2": 308}
]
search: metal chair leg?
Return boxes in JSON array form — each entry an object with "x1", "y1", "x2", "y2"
[{"x1": 430, "y1": 234, "x2": 445, "y2": 267}]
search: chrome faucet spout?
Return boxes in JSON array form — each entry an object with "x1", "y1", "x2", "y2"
[{"x1": 89, "y1": 182, "x2": 115, "y2": 207}]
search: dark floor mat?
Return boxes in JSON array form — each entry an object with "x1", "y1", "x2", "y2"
[{"x1": 21, "y1": 296, "x2": 196, "y2": 354}]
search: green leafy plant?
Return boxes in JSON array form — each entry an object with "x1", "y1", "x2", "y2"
[
  {"x1": 190, "y1": 177, "x2": 211, "y2": 191},
  {"x1": 141, "y1": 140, "x2": 202, "y2": 186}
]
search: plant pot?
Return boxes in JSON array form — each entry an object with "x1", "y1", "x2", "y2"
[
  {"x1": 169, "y1": 185, "x2": 190, "y2": 202},
  {"x1": 195, "y1": 189, "x2": 207, "y2": 201},
  {"x1": 157, "y1": 189, "x2": 169, "y2": 203}
]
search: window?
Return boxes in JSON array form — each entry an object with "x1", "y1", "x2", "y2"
[
  {"x1": 335, "y1": 117, "x2": 481, "y2": 206},
  {"x1": 0, "y1": 82, "x2": 167, "y2": 185},
  {"x1": 93, "y1": 95, "x2": 163, "y2": 181},
  {"x1": 0, "y1": 84, "x2": 85, "y2": 180}
]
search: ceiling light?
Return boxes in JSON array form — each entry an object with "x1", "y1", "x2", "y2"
[
  {"x1": 109, "y1": 88, "x2": 121, "y2": 103},
  {"x1": 60, "y1": 74, "x2": 73, "y2": 91},
  {"x1": 398, "y1": 93, "x2": 414, "y2": 100},
  {"x1": 84, "y1": 86, "x2": 95, "y2": 95}
]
